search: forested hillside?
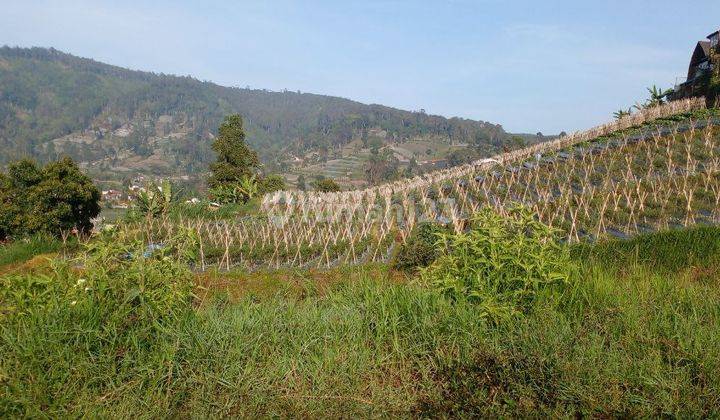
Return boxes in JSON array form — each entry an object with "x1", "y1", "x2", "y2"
[{"x1": 0, "y1": 47, "x2": 508, "y2": 181}]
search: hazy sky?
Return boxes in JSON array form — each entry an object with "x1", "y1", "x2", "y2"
[{"x1": 2, "y1": 0, "x2": 719, "y2": 133}]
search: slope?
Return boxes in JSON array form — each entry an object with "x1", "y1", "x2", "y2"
[{"x1": 0, "y1": 46, "x2": 508, "y2": 182}]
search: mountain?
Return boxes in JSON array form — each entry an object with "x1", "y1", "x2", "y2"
[{"x1": 0, "y1": 46, "x2": 509, "y2": 185}]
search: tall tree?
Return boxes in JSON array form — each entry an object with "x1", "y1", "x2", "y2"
[
  {"x1": 364, "y1": 148, "x2": 400, "y2": 185},
  {"x1": 208, "y1": 115, "x2": 260, "y2": 189}
]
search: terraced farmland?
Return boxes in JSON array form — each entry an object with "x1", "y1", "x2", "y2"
[
  {"x1": 127, "y1": 98, "x2": 718, "y2": 270},
  {"x1": 302, "y1": 155, "x2": 366, "y2": 181}
]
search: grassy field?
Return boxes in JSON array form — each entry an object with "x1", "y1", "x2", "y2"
[
  {"x1": 1, "y1": 226, "x2": 719, "y2": 417},
  {"x1": 0, "y1": 235, "x2": 64, "y2": 271}
]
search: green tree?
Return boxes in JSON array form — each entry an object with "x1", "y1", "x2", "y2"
[
  {"x1": 446, "y1": 148, "x2": 481, "y2": 167},
  {"x1": 511, "y1": 136, "x2": 526, "y2": 148},
  {"x1": 208, "y1": 115, "x2": 260, "y2": 189},
  {"x1": 364, "y1": 148, "x2": 399, "y2": 185},
  {"x1": 0, "y1": 157, "x2": 100, "y2": 239}
]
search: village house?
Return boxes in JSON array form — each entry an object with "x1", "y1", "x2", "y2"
[
  {"x1": 101, "y1": 189, "x2": 123, "y2": 201},
  {"x1": 670, "y1": 29, "x2": 719, "y2": 100}
]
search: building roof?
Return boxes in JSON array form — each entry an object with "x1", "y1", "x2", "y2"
[
  {"x1": 708, "y1": 30, "x2": 719, "y2": 39},
  {"x1": 699, "y1": 40, "x2": 711, "y2": 56},
  {"x1": 688, "y1": 41, "x2": 712, "y2": 79}
]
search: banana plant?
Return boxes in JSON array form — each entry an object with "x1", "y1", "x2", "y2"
[
  {"x1": 209, "y1": 175, "x2": 258, "y2": 204},
  {"x1": 237, "y1": 175, "x2": 258, "y2": 200},
  {"x1": 646, "y1": 85, "x2": 670, "y2": 108},
  {"x1": 613, "y1": 108, "x2": 632, "y2": 121},
  {"x1": 134, "y1": 179, "x2": 174, "y2": 217}
]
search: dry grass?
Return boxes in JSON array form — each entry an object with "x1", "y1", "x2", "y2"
[
  {"x1": 0, "y1": 253, "x2": 56, "y2": 277},
  {"x1": 194, "y1": 263, "x2": 409, "y2": 305}
]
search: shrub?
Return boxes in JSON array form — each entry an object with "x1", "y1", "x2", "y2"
[
  {"x1": 0, "y1": 228, "x2": 196, "y2": 328},
  {"x1": 421, "y1": 206, "x2": 572, "y2": 321},
  {"x1": 313, "y1": 178, "x2": 341, "y2": 192},
  {"x1": 258, "y1": 174, "x2": 286, "y2": 195},
  {"x1": 392, "y1": 222, "x2": 448, "y2": 272},
  {"x1": 0, "y1": 157, "x2": 100, "y2": 240}
]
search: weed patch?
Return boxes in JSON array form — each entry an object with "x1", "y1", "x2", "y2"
[{"x1": 422, "y1": 206, "x2": 572, "y2": 321}]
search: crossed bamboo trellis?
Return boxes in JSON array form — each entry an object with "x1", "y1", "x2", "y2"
[
  {"x1": 125, "y1": 98, "x2": 719, "y2": 270},
  {"x1": 263, "y1": 97, "x2": 706, "y2": 211}
]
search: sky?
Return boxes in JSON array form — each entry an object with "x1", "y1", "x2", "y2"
[{"x1": 1, "y1": 0, "x2": 719, "y2": 134}]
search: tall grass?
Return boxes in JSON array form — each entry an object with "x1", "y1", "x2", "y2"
[
  {"x1": 421, "y1": 264, "x2": 720, "y2": 417},
  {"x1": 1, "y1": 228, "x2": 719, "y2": 416},
  {"x1": 571, "y1": 224, "x2": 720, "y2": 274},
  {"x1": 0, "y1": 235, "x2": 64, "y2": 268}
]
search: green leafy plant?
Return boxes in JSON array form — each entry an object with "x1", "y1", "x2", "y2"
[
  {"x1": 210, "y1": 175, "x2": 258, "y2": 204},
  {"x1": 392, "y1": 222, "x2": 449, "y2": 272},
  {"x1": 421, "y1": 206, "x2": 572, "y2": 322},
  {"x1": 613, "y1": 108, "x2": 632, "y2": 120},
  {"x1": 646, "y1": 85, "x2": 671, "y2": 108},
  {"x1": 133, "y1": 179, "x2": 174, "y2": 217},
  {"x1": 1, "y1": 228, "x2": 196, "y2": 327},
  {"x1": 258, "y1": 174, "x2": 286, "y2": 195},
  {"x1": 313, "y1": 178, "x2": 341, "y2": 192}
]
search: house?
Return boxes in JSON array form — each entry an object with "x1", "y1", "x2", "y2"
[
  {"x1": 670, "y1": 29, "x2": 719, "y2": 100},
  {"x1": 101, "y1": 189, "x2": 123, "y2": 201}
]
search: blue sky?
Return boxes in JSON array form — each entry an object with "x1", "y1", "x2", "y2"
[{"x1": 2, "y1": 0, "x2": 719, "y2": 133}]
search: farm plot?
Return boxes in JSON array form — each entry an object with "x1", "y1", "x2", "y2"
[{"x1": 127, "y1": 99, "x2": 719, "y2": 270}]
